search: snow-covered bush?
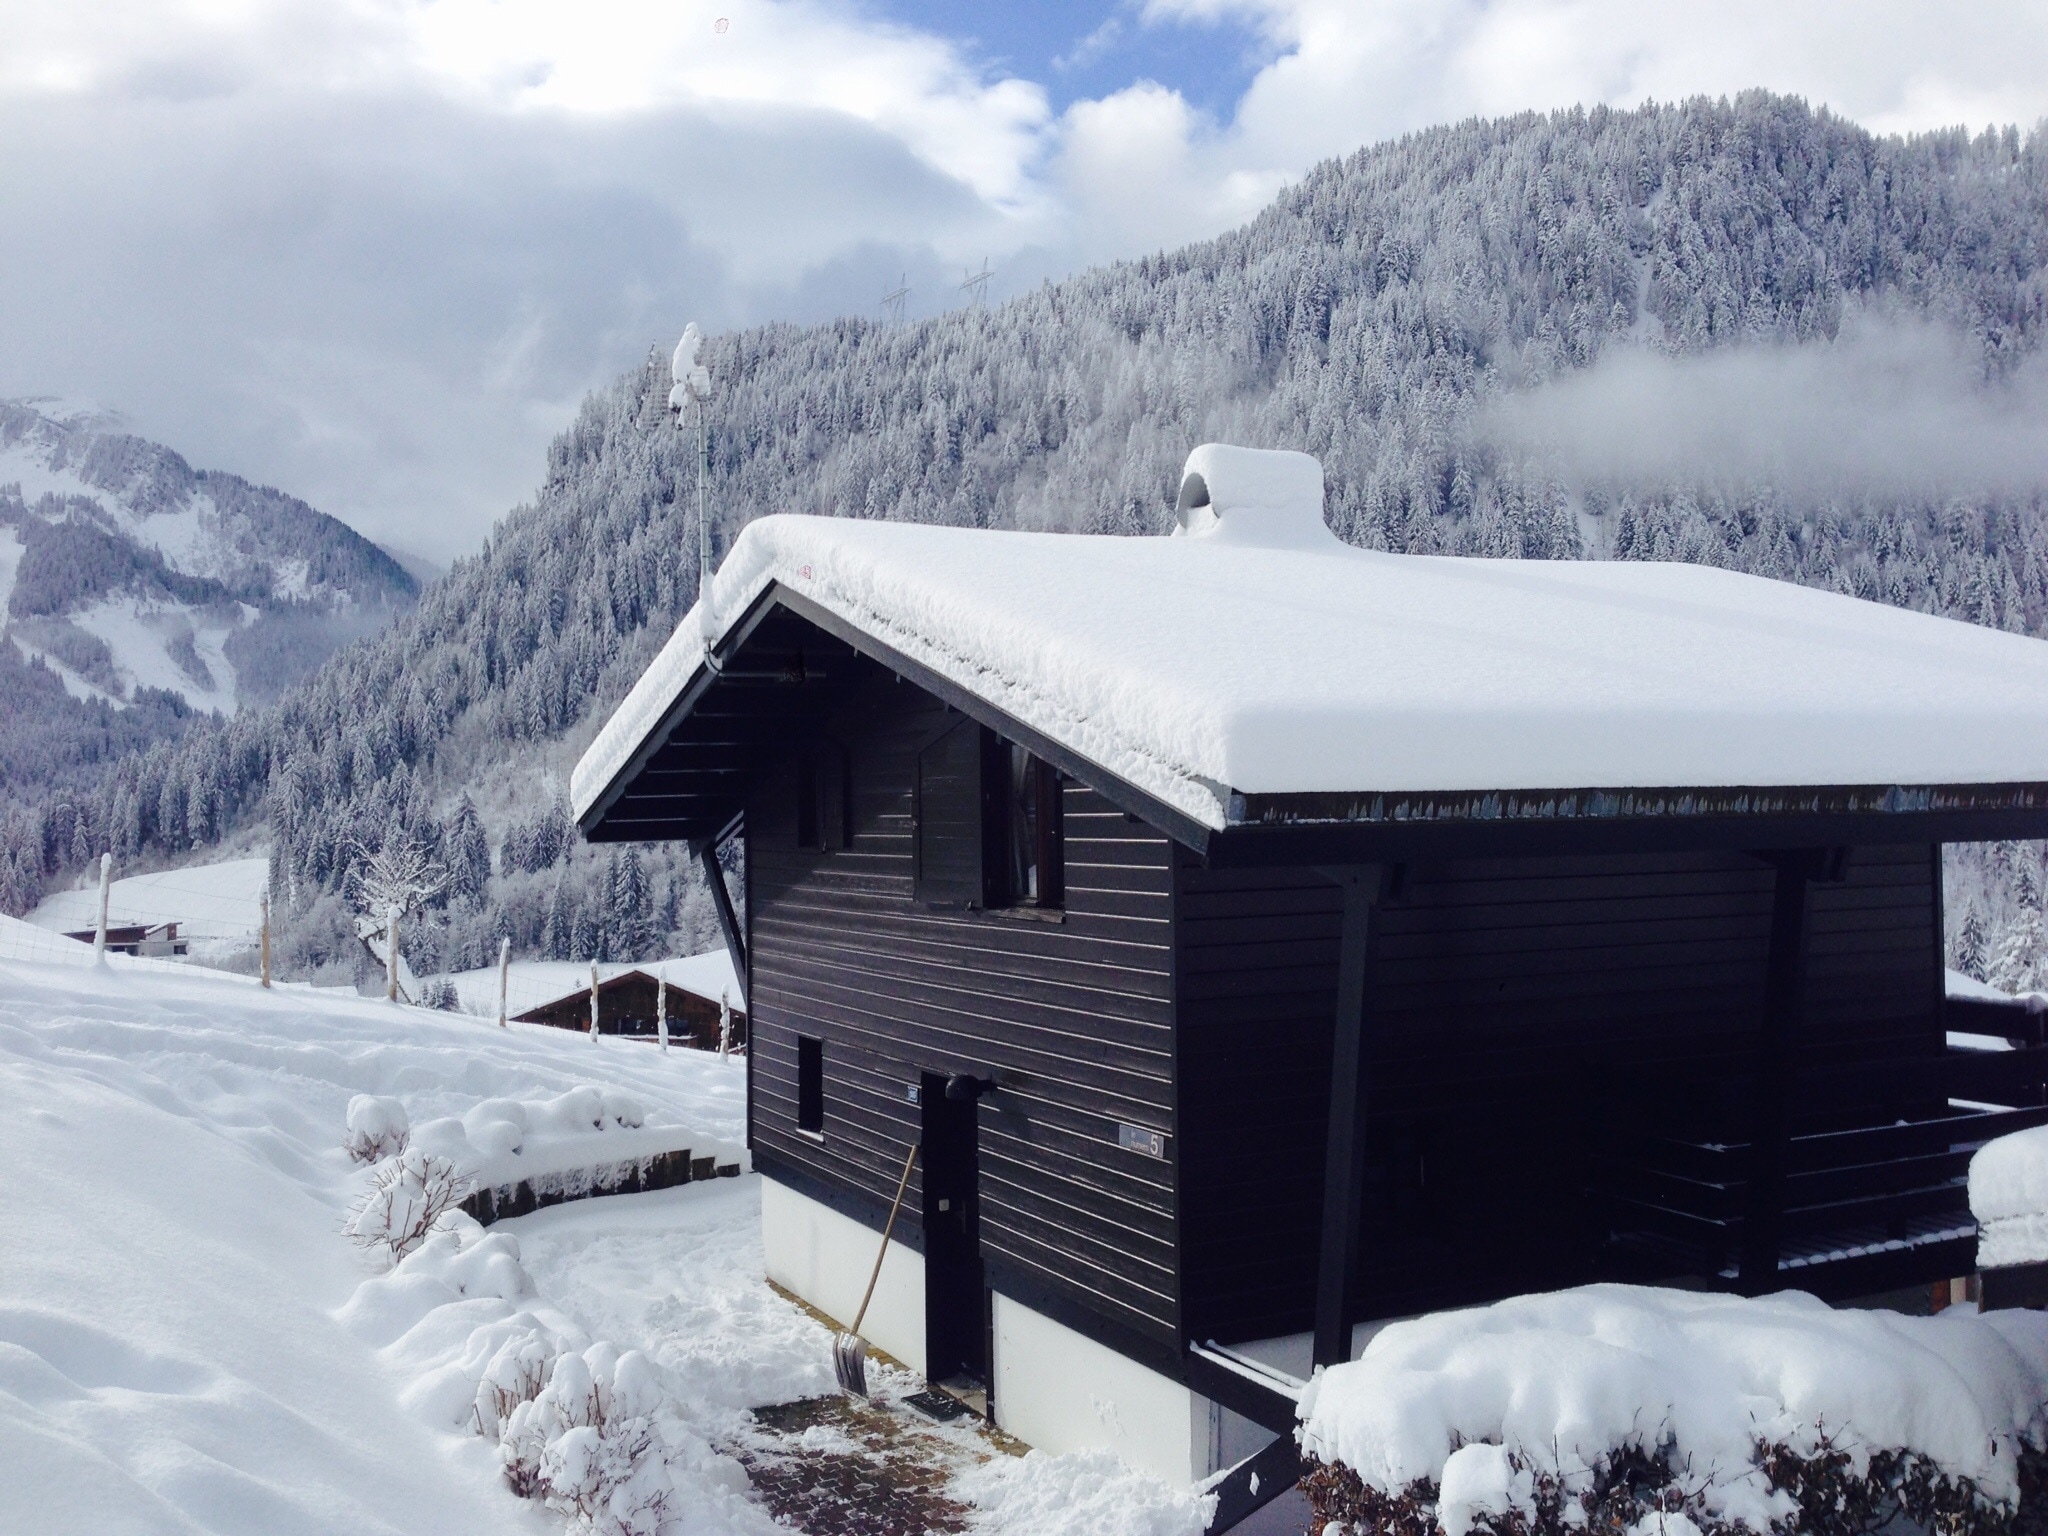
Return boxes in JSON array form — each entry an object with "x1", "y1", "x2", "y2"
[
  {"x1": 343, "y1": 1146, "x2": 472, "y2": 1261},
  {"x1": 1298, "y1": 1285, "x2": 2048, "y2": 1536},
  {"x1": 1304, "y1": 1433, "x2": 2042, "y2": 1536},
  {"x1": 405, "y1": 1085, "x2": 654, "y2": 1172},
  {"x1": 419, "y1": 977, "x2": 461, "y2": 1011},
  {"x1": 344, "y1": 1092, "x2": 409, "y2": 1163},
  {"x1": 498, "y1": 1344, "x2": 676, "y2": 1536}
]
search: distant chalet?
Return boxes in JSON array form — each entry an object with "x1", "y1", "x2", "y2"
[
  {"x1": 513, "y1": 961, "x2": 746, "y2": 1052},
  {"x1": 572, "y1": 442, "x2": 2048, "y2": 1525}
]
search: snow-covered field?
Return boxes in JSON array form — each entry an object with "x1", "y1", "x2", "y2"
[
  {"x1": 0, "y1": 953, "x2": 1205, "y2": 1535},
  {"x1": 25, "y1": 855, "x2": 271, "y2": 951}
]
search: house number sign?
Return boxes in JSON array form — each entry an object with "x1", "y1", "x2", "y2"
[{"x1": 1117, "y1": 1123, "x2": 1166, "y2": 1159}]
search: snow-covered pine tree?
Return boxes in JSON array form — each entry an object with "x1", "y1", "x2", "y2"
[
  {"x1": 447, "y1": 796, "x2": 491, "y2": 905},
  {"x1": 1991, "y1": 908, "x2": 2047, "y2": 996},
  {"x1": 604, "y1": 847, "x2": 653, "y2": 961},
  {"x1": 1953, "y1": 902, "x2": 1990, "y2": 981}
]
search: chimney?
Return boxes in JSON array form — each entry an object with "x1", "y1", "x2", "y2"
[{"x1": 1173, "y1": 444, "x2": 1334, "y2": 549}]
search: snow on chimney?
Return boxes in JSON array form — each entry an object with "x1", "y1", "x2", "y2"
[{"x1": 1172, "y1": 444, "x2": 1335, "y2": 550}]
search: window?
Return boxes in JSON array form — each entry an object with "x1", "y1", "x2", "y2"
[
  {"x1": 915, "y1": 720, "x2": 983, "y2": 905},
  {"x1": 795, "y1": 746, "x2": 850, "y2": 851},
  {"x1": 995, "y1": 743, "x2": 1063, "y2": 908},
  {"x1": 797, "y1": 1035, "x2": 823, "y2": 1134},
  {"x1": 914, "y1": 720, "x2": 1063, "y2": 911}
]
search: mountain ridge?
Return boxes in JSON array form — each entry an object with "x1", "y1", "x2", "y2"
[{"x1": 0, "y1": 399, "x2": 418, "y2": 788}]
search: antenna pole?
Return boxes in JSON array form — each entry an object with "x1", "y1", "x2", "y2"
[{"x1": 697, "y1": 397, "x2": 710, "y2": 612}]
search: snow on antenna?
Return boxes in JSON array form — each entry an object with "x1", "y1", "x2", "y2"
[
  {"x1": 670, "y1": 324, "x2": 717, "y2": 645},
  {"x1": 960, "y1": 258, "x2": 991, "y2": 309},
  {"x1": 881, "y1": 273, "x2": 909, "y2": 324}
]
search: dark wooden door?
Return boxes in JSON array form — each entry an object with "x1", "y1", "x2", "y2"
[{"x1": 921, "y1": 1074, "x2": 986, "y2": 1383}]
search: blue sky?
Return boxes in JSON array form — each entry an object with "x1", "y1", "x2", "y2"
[{"x1": 863, "y1": 1, "x2": 1279, "y2": 117}]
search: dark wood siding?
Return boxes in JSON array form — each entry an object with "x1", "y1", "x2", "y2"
[
  {"x1": 1174, "y1": 844, "x2": 1943, "y2": 1343},
  {"x1": 747, "y1": 674, "x2": 1181, "y2": 1357}
]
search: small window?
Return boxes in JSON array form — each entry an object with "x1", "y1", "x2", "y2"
[
  {"x1": 996, "y1": 744, "x2": 1063, "y2": 908},
  {"x1": 797, "y1": 1035, "x2": 824, "y2": 1134},
  {"x1": 796, "y1": 747, "x2": 850, "y2": 852}
]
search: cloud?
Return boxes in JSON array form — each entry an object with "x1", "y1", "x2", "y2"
[
  {"x1": 2, "y1": 0, "x2": 2045, "y2": 561},
  {"x1": 0, "y1": 84, "x2": 992, "y2": 561},
  {"x1": 1480, "y1": 318, "x2": 2048, "y2": 500}
]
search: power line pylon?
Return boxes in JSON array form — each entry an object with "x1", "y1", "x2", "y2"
[{"x1": 959, "y1": 259, "x2": 991, "y2": 309}]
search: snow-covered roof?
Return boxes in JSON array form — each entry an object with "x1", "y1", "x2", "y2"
[{"x1": 574, "y1": 444, "x2": 2048, "y2": 834}]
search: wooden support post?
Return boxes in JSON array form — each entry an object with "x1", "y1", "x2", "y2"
[
  {"x1": 1738, "y1": 850, "x2": 1836, "y2": 1293},
  {"x1": 697, "y1": 837, "x2": 748, "y2": 980},
  {"x1": 657, "y1": 965, "x2": 670, "y2": 1053},
  {"x1": 719, "y1": 988, "x2": 732, "y2": 1061},
  {"x1": 259, "y1": 888, "x2": 271, "y2": 988},
  {"x1": 1313, "y1": 864, "x2": 1383, "y2": 1369},
  {"x1": 497, "y1": 936, "x2": 510, "y2": 1028},
  {"x1": 589, "y1": 959, "x2": 601, "y2": 1040}
]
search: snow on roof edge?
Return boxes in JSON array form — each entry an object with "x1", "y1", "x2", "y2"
[{"x1": 570, "y1": 524, "x2": 1233, "y2": 833}]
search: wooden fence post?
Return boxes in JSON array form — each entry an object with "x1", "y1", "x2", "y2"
[
  {"x1": 497, "y1": 937, "x2": 510, "y2": 1028},
  {"x1": 386, "y1": 906, "x2": 400, "y2": 1002},
  {"x1": 94, "y1": 851, "x2": 112, "y2": 964},
  {"x1": 260, "y1": 889, "x2": 271, "y2": 988},
  {"x1": 589, "y1": 960, "x2": 600, "y2": 1040},
  {"x1": 657, "y1": 966, "x2": 670, "y2": 1053}
]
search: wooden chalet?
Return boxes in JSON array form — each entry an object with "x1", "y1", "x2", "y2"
[
  {"x1": 63, "y1": 920, "x2": 187, "y2": 958},
  {"x1": 514, "y1": 962, "x2": 748, "y2": 1050},
  {"x1": 571, "y1": 443, "x2": 2048, "y2": 1531}
]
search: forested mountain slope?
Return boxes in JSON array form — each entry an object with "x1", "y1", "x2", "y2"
[
  {"x1": 0, "y1": 401, "x2": 417, "y2": 792},
  {"x1": 6, "y1": 92, "x2": 2047, "y2": 986}
]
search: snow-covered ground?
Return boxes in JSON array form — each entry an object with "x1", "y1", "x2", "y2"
[
  {"x1": 0, "y1": 951, "x2": 1204, "y2": 1535},
  {"x1": 25, "y1": 855, "x2": 270, "y2": 954}
]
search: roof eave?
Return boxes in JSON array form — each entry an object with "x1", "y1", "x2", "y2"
[
  {"x1": 1209, "y1": 781, "x2": 2048, "y2": 866},
  {"x1": 578, "y1": 582, "x2": 1218, "y2": 854}
]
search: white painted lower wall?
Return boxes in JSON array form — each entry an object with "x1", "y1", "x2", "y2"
[
  {"x1": 990, "y1": 1291, "x2": 1204, "y2": 1484},
  {"x1": 761, "y1": 1174, "x2": 927, "y2": 1377}
]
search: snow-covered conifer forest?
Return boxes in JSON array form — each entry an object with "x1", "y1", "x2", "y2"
[{"x1": 3, "y1": 91, "x2": 2047, "y2": 985}]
